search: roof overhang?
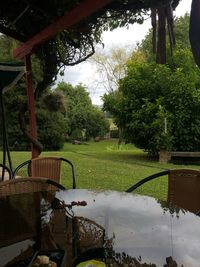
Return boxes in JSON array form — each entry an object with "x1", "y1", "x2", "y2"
[{"x1": 13, "y1": 0, "x2": 114, "y2": 59}]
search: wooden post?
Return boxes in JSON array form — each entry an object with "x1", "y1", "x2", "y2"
[
  {"x1": 156, "y1": 5, "x2": 166, "y2": 64},
  {"x1": 25, "y1": 54, "x2": 39, "y2": 158}
]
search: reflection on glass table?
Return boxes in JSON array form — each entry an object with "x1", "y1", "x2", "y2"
[
  {"x1": 59, "y1": 189, "x2": 200, "y2": 267},
  {"x1": 1, "y1": 189, "x2": 200, "y2": 267}
]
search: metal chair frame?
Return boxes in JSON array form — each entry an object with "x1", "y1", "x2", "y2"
[
  {"x1": 0, "y1": 163, "x2": 13, "y2": 181},
  {"x1": 126, "y1": 170, "x2": 169, "y2": 192},
  {"x1": 13, "y1": 157, "x2": 76, "y2": 189},
  {"x1": 126, "y1": 168, "x2": 200, "y2": 214}
]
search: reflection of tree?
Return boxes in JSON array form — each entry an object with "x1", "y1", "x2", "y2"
[
  {"x1": 157, "y1": 199, "x2": 186, "y2": 219},
  {"x1": 164, "y1": 256, "x2": 178, "y2": 267},
  {"x1": 73, "y1": 216, "x2": 179, "y2": 267},
  {"x1": 105, "y1": 249, "x2": 157, "y2": 266},
  {"x1": 49, "y1": 198, "x2": 182, "y2": 267},
  {"x1": 74, "y1": 216, "x2": 105, "y2": 255},
  {"x1": 105, "y1": 250, "x2": 179, "y2": 267}
]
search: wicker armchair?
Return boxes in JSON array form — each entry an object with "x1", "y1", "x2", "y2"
[
  {"x1": 126, "y1": 169, "x2": 200, "y2": 214},
  {"x1": 13, "y1": 157, "x2": 76, "y2": 188},
  {"x1": 0, "y1": 177, "x2": 65, "y2": 197}
]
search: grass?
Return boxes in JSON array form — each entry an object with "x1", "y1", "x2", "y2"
[{"x1": 2, "y1": 139, "x2": 200, "y2": 200}]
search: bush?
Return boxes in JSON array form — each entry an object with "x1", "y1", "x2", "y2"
[{"x1": 104, "y1": 50, "x2": 200, "y2": 155}]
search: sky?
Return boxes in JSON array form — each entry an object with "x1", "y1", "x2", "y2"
[{"x1": 59, "y1": 0, "x2": 192, "y2": 105}]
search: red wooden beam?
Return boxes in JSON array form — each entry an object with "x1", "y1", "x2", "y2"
[
  {"x1": 13, "y1": 0, "x2": 113, "y2": 59},
  {"x1": 25, "y1": 54, "x2": 40, "y2": 158}
]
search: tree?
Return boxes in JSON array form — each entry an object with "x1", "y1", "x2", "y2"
[
  {"x1": 56, "y1": 82, "x2": 92, "y2": 137},
  {"x1": 36, "y1": 108, "x2": 66, "y2": 151},
  {"x1": 3, "y1": 83, "x2": 67, "y2": 151},
  {"x1": 85, "y1": 106, "x2": 110, "y2": 139},
  {"x1": 103, "y1": 14, "x2": 200, "y2": 155},
  {"x1": 56, "y1": 82, "x2": 109, "y2": 140},
  {"x1": 104, "y1": 49, "x2": 200, "y2": 155},
  {"x1": 89, "y1": 46, "x2": 133, "y2": 92}
]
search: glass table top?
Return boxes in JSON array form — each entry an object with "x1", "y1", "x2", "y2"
[
  {"x1": 0, "y1": 189, "x2": 200, "y2": 267},
  {"x1": 58, "y1": 189, "x2": 200, "y2": 267}
]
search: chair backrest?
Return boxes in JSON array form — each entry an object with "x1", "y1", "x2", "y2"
[
  {"x1": 126, "y1": 169, "x2": 200, "y2": 214},
  {"x1": 13, "y1": 157, "x2": 76, "y2": 188},
  {"x1": 31, "y1": 157, "x2": 62, "y2": 182},
  {"x1": 168, "y1": 169, "x2": 200, "y2": 213},
  {"x1": 0, "y1": 177, "x2": 65, "y2": 197},
  {"x1": 0, "y1": 163, "x2": 12, "y2": 181}
]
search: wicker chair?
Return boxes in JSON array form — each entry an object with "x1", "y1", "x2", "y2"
[
  {"x1": 0, "y1": 177, "x2": 66, "y2": 260},
  {"x1": 0, "y1": 177, "x2": 66, "y2": 197},
  {"x1": 13, "y1": 157, "x2": 76, "y2": 188},
  {"x1": 126, "y1": 169, "x2": 200, "y2": 214}
]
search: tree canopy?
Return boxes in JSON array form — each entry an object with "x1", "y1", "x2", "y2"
[
  {"x1": 89, "y1": 46, "x2": 133, "y2": 92},
  {"x1": 56, "y1": 82, "x2": 109, "y2": 140}
]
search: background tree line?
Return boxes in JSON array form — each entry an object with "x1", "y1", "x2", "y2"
[{"x1": 0, "y1": 35, "x2": 109, "y2": 151}]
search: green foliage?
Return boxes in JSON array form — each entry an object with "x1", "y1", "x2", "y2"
[
  {"x1": 85, "y1": 107, "x2": 110, "y2": 139},
  {"x1": 2, "y1": 81, "x2": 29, "y2": 150},
  {"x1": 125, "y1": 98, "x2": 172, "y2": 155},
  {"x1": 56, "y1": 82, "x2": 109, "y2": 140},
  {"x1": 42, "y1": 90, "x2": 65, "y2": 112},
  {"x1": 0, "y1": 35, "x2": 16, "y2": 62},
  {"x1": 103, "y1": 90, "x2": 125, "y2": 128},
  {"x1": 173, "y1": 13, "x2": 190, "y2": 48},
  {"x1": 2, "y1": 84, "x2": 67, "y2": 151},
  {"x1": 70, "y1": 129, "x2": 84, "y2": 141},
  {"x1": 37, "y1": 109, "x2": 66, "y2": 150},
  {"x1": 56, "y1": 82, "x2": 91, "y2": 135},
  {"x1": 104, "y1": 48, "x2": 200, "y2": 155},
  {"x1": 162, "y1": 67, "x2": 200, "y2": 151}
]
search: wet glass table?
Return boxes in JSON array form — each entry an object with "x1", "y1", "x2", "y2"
[{"x1": 1, "y1": 189, "x2": 200, "y2": 267}]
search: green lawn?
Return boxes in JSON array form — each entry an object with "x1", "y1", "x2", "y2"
[{"x1": 2, "y1": 139, "x2": 200, "y2": 200}]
